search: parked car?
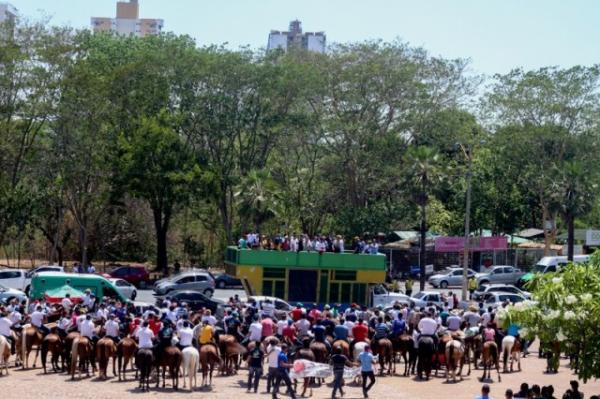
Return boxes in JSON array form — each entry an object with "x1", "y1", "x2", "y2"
[
  {"x1": 0, "y1": 265, "x2": 64, "y2": 295},
  {"x1": 214, "y1": 273, "x2": 242, "y2": 289},
  {"x1": 476, "y1": 265, "x2": 525, "y2": 287},
  {"x1": 428, "y1": 267, "x2": 478, "y2": 288},
  {"x1": 155, "y1": 290, "x2": 224, "y2": 318},
  {"x1": 472, "y1": 284, "x2": 532, "y2": 301},
  {"x1": 518, "y1": 255, "x2": 590, "y2": 287},
  {"x1": 0, "y1": 283, "x2": 27, "y2": 304},
  {"x1": 410, "y1": 291, "x2": 445, "y2": 309},
  {"x1": 110, "y1": 278, "x2": 137, "y2": 300},
  {"x1": 481, "y1": 292, "x2": 529, "y2": 309},
  {"x1": 370, "y1": 284, "x2": 411, "y2": 308},
  {"x1": 153, "y1": 270, "x2": 215, "y2": 297},
  {"x1": 109, "y1": 265, "x2": 150, "y2": 288}
]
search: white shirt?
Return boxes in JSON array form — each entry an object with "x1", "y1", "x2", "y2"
[
  {"x1": 481, "y1": 312, "x2": 491, "y2": 328},
  {"x1": 0, "y1": 317, "x2": 12, "y2": 336},
  {"x1": 167, "y1": 309, "x2": 178, "y2": 323},
  {"x1": 249, "y1": 322, "x2": 263, "y2": 342},
  {"x1": 261, "y1": 303, "x2": 274, "y2": 318},
  {"x1": 344, "y1": 320, "x2": 355, "y2": 338},
  {"x1": 295, "y1": 319, "x2": 311, "y2": 336},
  {"x1": 267, "y1": 344, "x2": 281, "y2": 368},
  {"x1": 61, "y1": 298, "x2": 72, "y2": 310},
  {"x1": 179, "y1": 327, "x2": 193, "y2": 346},
  {"x1": 83, "y1": 294, "x2": 93, "y2": 307},
  {"x1": 463, "y1": 311, "x2": 481, "y2": 328},
  {"x1": 418, "y1": 317, "x2": 438, "y2": 335},
  {"x1": 31, "y1": 311, "x2": 45, "y2": 327},
  {"x1": 277, "y1": 320, "x2": 287, "y2": 336},
  {"x1": 80, "y1": 319, "x2": 95, "y2": 338},
  {"x1": 104, "y1": 319, "x2": 120, "y2": 337},
  {"x1": 58, "y1": 317, "x2": 71, "y2": 331},
  {"x1": 447, "y1": 315, "x2": 462, "y2": 331},
  {"x1": 202, "y1": 315, "x2": 217, "y2": 326},
  {"x1": 9, "y1": 311, "x2": 22, "y2": 324},
  {"x1": 447, "y1": 296, "x2": 455, "y2": 309},
  {"x1": 96, "y1": 308, "x2": 108, "y2": 321},
  {"x1": 136, "y1": 326, "x2": 154, "y2": 349}
]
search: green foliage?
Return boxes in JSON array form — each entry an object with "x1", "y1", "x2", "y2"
[{"x1": 502, "y1": 253, "x2": 600, "y2": 382}]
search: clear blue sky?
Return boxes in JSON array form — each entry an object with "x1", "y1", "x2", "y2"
[{"x1": 8, "y1": 0, "x2": 600, "y2": 75}]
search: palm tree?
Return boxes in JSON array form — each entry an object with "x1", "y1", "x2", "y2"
[
  {"x1": 403, "y1": 146, "x2": 444, "y2": 290},
  {"x1": 235, "y1": 170, "x2": 282, "y2": 233}
]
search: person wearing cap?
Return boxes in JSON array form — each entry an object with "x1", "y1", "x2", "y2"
[
  {"x1": 359, "y1": 344, "x2": 377, "y2": 398},
  {"x1": 104, "y1": 313, "x2": 120, "y2": 343}
]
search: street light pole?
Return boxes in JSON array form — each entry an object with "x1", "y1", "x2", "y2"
[{"x1": 462, "y1": 148, "x2": 472, "y2": 301}]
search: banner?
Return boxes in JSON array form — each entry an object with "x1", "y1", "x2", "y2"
[
  {"x1": 434, "y1": 236, "x2": 508, "y2": 252},
  {"x1": 586, "y1": 230, "x2": 600, "y2": 246},
  {"x1": 289, "y1": 359, "x2": 362, "y2": 380}
]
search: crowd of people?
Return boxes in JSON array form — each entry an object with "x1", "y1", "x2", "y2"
[
  {"x1": 238, "y1": 232, "x2": 382, "y2": 255},
  {"x1": 0, "y1": 287, "x2": 596, "y2": 399},
  {"x1": 477, "y1": 380, "x2": 594, "y2": 399}
]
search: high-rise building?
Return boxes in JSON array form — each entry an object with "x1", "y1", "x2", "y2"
[
  {"x1": 267, "y1": 20, "x2": 326, "y2": 53},
  {"x1": 0, "y1": 2, "x2": 18, "y2": 24},
  {"x1": 91, "y1": 0, "x2": 163, "y2": 37}
]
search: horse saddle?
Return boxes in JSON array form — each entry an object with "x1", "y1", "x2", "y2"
[{"x1": 465, "y1": 327, "x2": 479, "y2": 338}]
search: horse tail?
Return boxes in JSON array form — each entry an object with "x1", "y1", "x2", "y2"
[
  {"x1": 448, "y1": 342, "x2": 455, "y2": 369},
  {"x1": 70, "y1": 337, "x2": 80, "y2": 375},
  {"x1": 41, "y1": 338, "x2": 49, "y2": 371},
  {"x1": 491, "y1": 342, "x2": 498, "y2": 363},
  {"x1": 21, "y1": 324, "x2": 31, "y2": 367}
]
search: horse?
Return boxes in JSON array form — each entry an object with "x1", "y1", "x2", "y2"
[
  {"x1": 199, "y1": 344, "x2": 220, "y2": 387},
  {"x1": 70, "y1": 336, "x2": 95, "y2": 380},
  {"x1": 181, "y1": 346, "x2": 199, "y2": 391},
  {"x1": 480, "y1": 341, "x2": 501, "y2": 382},
  {"x1": 17, "y1": 324, "x2": 44, "y2": 369},
  {"x1": 309, "y1": 341, "x2": 328, "y2": 364},
  {"x1": 501, "y1": 335, "x2": 521, "y2": 373},
  {"x1": 372, "y1": 338, "x2": 393, "y2": 375},
  {"x1": 0, "y1": 335, "x2": 9, "y2": 376},
  {"x1": 445, "y1": 339, "x2": 467, "y2": 383},
  {"x1": 96, "y1": 337, "x2": 117, "y2": 380},
  {"x1": 464, "y1": 330, "x2": 482, "y2": 370},
  {"x1": 156, "y1": 345, "x2": 182, "y2": 390},
  {"x1": 417, "y1": 336, "x2": 435, "y2": 380},
  {"x1": 117, "y1": 336, "x2": 137, "y2": 381},
  {"x1": 332, "y1": 340, "x2": 350, "y2": 358},
  {"x1": 218, "y1": 334, "x2": 246, "y2": 375},
  {"x1": 135, "y1": 348, "x2": 154, "y2": 392},
  {"x1": 63, "y1": 331, "x2": 80, "y2": 371},
  {"x1": 41, "y1": 333, "x2": 63, "y2": 373},
  {"x1": 433, "y1": 333, "x2": 451, "y2": 376}
]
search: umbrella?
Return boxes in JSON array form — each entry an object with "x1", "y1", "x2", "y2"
[{"x1": 44, "y1": 284, "x2": 86, "y2": 304}]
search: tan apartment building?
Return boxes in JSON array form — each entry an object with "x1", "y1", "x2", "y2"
[{"x1": 91, "y1": 0, "x2": 163, "y2": 37}]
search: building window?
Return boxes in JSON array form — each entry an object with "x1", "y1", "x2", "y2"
[
  {"x1": 264, "y1": 268, "x2": 285, "y2": 279},
  {"x1": 333, "y1": 270, "x2": 357, "y2": 281}
]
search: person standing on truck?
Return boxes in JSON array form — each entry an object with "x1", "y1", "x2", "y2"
[{"x1": 405, "y1": 278, "x2": 413, "y2": 297}]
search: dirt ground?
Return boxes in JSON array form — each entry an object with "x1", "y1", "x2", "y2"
[{"x1": 2, "y1": 345, "x2": 599, "y2": 399}]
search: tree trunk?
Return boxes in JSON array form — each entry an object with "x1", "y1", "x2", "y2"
[
  {"x1": 419, "y1": 201, "x2": 427, "y2": 291},
  {"x1": 153, "y1": 207, "x2": 171, "y2": 275},
  {"x1": 79, "y1": 225, "x2": 87, "y2": 271},
  {"x1": 567, "y1": 213, "x2": 575, "y2": 261},
  {"x1": 219, "y1": 192, "x2": 232, "y2": 244}
]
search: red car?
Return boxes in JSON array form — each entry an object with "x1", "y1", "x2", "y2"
[{"x1": 109, "y1": 265, "x2": 150, "y2": 288}]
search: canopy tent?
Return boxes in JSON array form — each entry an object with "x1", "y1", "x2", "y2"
[{"x1": 44, "y1": 284, "x2": 85, "y2": 304}]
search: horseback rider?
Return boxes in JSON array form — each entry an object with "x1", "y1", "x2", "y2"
[
  {"x1": 333, "y1": 318, "x2": 349, "y2": 342},
  {"x1": 176, "y1": 320, "x2": 193, "y2": 351},
  {"x1": 417, "y1": 311, "x2": 439, "y2": 350},
  {"x1": 57, "y1": 310, "x2": 71, "y2": 338},
  {"x1": 312, "y1": 319, "x2": 330, "y2": 352},
  {"x1": 0, "y1": 312, "x2": 15, "y2": 354},
  {"x1": 104, "y1": 314, "x2": 120, "y2": 344},
  {"x1": 155, "y1": 318, "x2": 174, "y2": 364},
  {"x1": 350, "y1": 318, "x2": 368, "y2": 355},
  {"x1": 31, "y1": 305, "x2": 50, "y2": 336},
  {"x1": 390, "y1": 313, "x2": 407, "y2": 339}
]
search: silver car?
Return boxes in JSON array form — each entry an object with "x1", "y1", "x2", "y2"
[
  {"x1": 472, "y1": 284, "x2": 531, "y2": 301},
  {"x1": 482, "y1": 292, "x2": 528, "y2": 309},
  {"x1": 476, "y1": 266, "x2": 524, "y2": 287},
  {"x1": 0, "y1": 283, "x2": 27, "y2": 304},
  {"x1": 153, "y1": 271, "x2": 215, "y2": 297},
  {"x1": 428, "y1": 268, "x2": 478, "y2": 288},
  {"x1": 110, "y1": 278, "x2": 137, "y2": 300}
]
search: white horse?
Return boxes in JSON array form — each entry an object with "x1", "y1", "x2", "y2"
[
  {"x1": 353, "y1": 341, "x2": 369, "y2": 361},
  {"x1": 181, "y1": 346, "x2": 199, "y2": 391},
  {"x1": 501, "y1": 335, "x2": 521, "y2": 373},
  {"x1": 0, "y1": 335, "x2": 9, "y2": 375}
]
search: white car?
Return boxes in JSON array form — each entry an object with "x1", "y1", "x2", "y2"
[
  {"x1": 472, "y1": 284, "x2": 532, "y2": 301},
  {"x1": 0, "y1": 265, "x2": 64, "y2": 294},
  {"x1": 410, "y1": 291, "x2": 445, "y2": 309},
  {"x1": 428, "y1": 268, "x2": 478, "y2": 288},
  {"x1": 481, "y1": 292, "x2": 530, "y2": 309},
  {"x1": 370, "y1": 284, "x2": 410, "y2": 308},
  {"x1": 110, "y1": 278, "x2": 137, "y2": 300}
]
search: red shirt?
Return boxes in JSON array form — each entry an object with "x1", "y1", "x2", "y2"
[
  {"x1": 352, "y1": 323, "x2": 369, "y2": 342},
  {"x1": 309, "y1": 309, "x2": 322, "y2": 322},
  {"x1": 149, "y1": 319, "x2": 162, "y2": 336},
  {"x1": 261, "y1": 318, "x2": 274, "y2": 337},
  {"x1": 291, "y1": 308, "x2": 303, "y2": 322},
  {"x1": 283, "y1": 325, "x2": 297, "y2": 340}
]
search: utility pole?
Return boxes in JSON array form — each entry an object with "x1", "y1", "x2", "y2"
[{"x1": 461, "y1": 148, "x2": 472, "y2": 301}]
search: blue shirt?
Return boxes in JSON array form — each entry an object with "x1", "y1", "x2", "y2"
[
  {"x1": 334, "y1": 324, "x2": 348, "y2": 340},
  {"x1": 392, "y1": 319, "x2": 406, "y2": 334},
  {"x1": 507, "y1": 324, "x2": 519, "y2": 337},
  {"x1": 277, "y1": 352, "x2": 289, "y2": 372},
  {"x1": 359, "y1": 351, "x2": 374, "y2": 372},
  {"x1": 313, "y1": 325, "x2": 326, "y2": 342}
]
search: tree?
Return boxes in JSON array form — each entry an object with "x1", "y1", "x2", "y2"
[
  {"x1": 503, "y1": 253, "x2": 600, "y2": 382},
  {"x1": 403, "y1": 146, "x2": 444, "y2": 290},
  {"x1": 117, "y1": 114, "x2": 210, "y2": 272},
  {"x1": 235, "y1": 170, "x2": 281, "y2": 233}
]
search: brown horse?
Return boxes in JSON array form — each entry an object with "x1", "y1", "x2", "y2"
[
  {"x1": 0, "y1": 335, "x2": 9, "y2": 375},
  {"x1": 117, "y1": 337, "x2": 137, "y2": 381},
  {"x1": 17, "y1": 324, "x2": 44, "y2": 369},
  {"x1": 392, "y1": 334, "x2": 416, "y2": 376},
  {"x1": 465, "y1": 332, "x2": 482, "y2": 370},
  {"x1": 41, "y1": 333, "x2": 63, "y2": 373},
  {"x1": 434, "y1": 334, "x2": 452, "y2": 376},
  {"x1": 70, "y1": 336, "x2": 95, "y2": 380},
  {"x1": 96, "y1": 337, "x2": 117, "y2": 380},
  {"x1": 309, "y1": 341, "x2": 328, "y2": 364},
  {"x1": 372, "y1": 338, "x2": 393, "y2": 375},
  {"x1": 199, "y1": 344, "x2": 220, "y2": 387},
  {"x1": 332, "y1": 340, "x2": 350, "y2": 358},
  {"x1": 218, "y1": 335, "x2": 247, "y2": 375},
  {"x1": 156, "y1": 346, "x2": 182, "y2": 390},
  {"x1": 445, "y1": 339, "x2": 468, "y2": 382},
  {"x1": 63, "y1": 331, "x2": 80, "y2": 370},
  {"x1": 135, "y1": 348, "x2": 153, "y2": 392},
  {"x1": 480, "y1": 341, "x2": 501, "y2": 382}
]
